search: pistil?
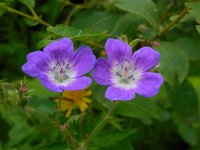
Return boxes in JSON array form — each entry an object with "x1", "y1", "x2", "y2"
[{"x1": 50, "y1": 60, "x2": 71, "y2": 83}]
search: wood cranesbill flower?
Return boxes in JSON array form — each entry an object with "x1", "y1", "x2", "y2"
[
  {"x1": 92, "y1": 38, "x2": 163, "y2": 101},
  {"x1": 22, "y1": 38, "x2": 96, "y2": 92}
]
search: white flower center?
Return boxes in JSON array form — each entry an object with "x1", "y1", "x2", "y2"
[
  {"x1": 112, "y1": 59, "x2": 142, "y2": 89},
  {"x1": 48, "y1": 60, "x2": 75, "y2": 84}
]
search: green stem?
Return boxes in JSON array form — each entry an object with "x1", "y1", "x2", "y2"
[
  {"x1": 66, "y1": 133, "x2": 76, "y2": 150},
  {"x1": 79, "y1": 101, "x2": 118, "y2": 149},
  {"x1": 152, "y1": 8, "x2": 188, "y2": 40},
  {"x1": 26, "y1": 105, "x2": 77, "y2": 149},
  {"x1": 59, "y1": 92, "x2": 62, "y2": 110},
  {"x1": 56, "y1": 92, "x2": 62, "y2": 123},
  {"x1": 79, "y1": 40, "x2": 104, "y2": 49},
  {"x1": 25, "y1": 106, "x2": 59, "y2": 126},
  {"x1": 0, "y1": 4, "x2": 52, "y2": 27},
  {"x1": 64, "y1": 4, "x2": 90, "y2": 25},
  {"x1": 65, "y1": 7, "x2": 79, "y2": 25},
  {"x1": 27, "y1": 5, "x2": 37, "y2": 17}
]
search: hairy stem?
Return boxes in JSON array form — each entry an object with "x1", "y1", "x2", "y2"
[
  {"x1": 0, "y1": 4, "x2": 52, "y2": 27},
  {"x1": 152, "y1": 8, "x2": 188, "y2": 40},
  {"x1": 79, "y1": 101, "x2": 118, "y2": 149},
  {"x1": 79, "y1": 40, "x2": 104, "y2": 49},
  {"x1": 66, "y1": 133, "x2": 77, "y2": 150},
  {"x1": 57, "y1": 92, "x2": 62, "y2": 123},
  {"x1": 27, "y1": 5, "x2": 37, "y2": 17},
  {"x1": 25, "y1": 106, "x2": 59, "y2": 126}
]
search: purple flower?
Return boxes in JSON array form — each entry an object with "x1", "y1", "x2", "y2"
[
  {"x1": 22, "y1": 38, "x2": 96, "y2": 92},
  {"x1": 92, "y1": 38, "x2": 163, "y2": 101}
]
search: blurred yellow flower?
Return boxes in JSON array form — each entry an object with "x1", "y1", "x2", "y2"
[
  {"x1": 57, "y1": 88, "x2": 92, "y2": 118},
  {"x1": 100, "y1": 50, "x2": 106, "y2": 57}
]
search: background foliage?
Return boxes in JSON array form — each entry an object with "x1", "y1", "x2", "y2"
[{"x1": 0, "y1": 0, "x2": 200, "y2": 149}]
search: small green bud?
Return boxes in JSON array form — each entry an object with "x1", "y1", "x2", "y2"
[{"x1": 16, "y1": 98, "x2": 28, "y2": 107}]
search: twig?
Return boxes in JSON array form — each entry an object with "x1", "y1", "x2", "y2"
[
  {"x1": 57, "y1": 92, "x2": 62, "y2": 123},
  {"x1": 0, "y1": 3, "x2": 52, "y2": 27},
  {"x1": 78, "y1": 101, "x2": 118, "y2": 149},
  {"x1": 25, "y1": 106, "x2": 59, "y2": 126},
  {"x1": 66, "y1": 133, "x2": 76, "y2": 150},
  {"x1": 152, "y1": 8, "x2": 188, "y2": 40},
  {"x1": 79, "y1": 40, "x2": 104, "y2": 49}
]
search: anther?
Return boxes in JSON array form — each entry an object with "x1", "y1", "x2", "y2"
[
  {"x1": 128, "y1": 75, "x2": 133, "y2": 79},
  {"x1": 60, "y1": 68, "x2": 64, "y2": 73},
  {"x1": 116, "y1": 72, "x2": 122, "y2": 77},
  {"x1": 55, "y1": 74, "x2": 58, "y2": 80},
  {"x1": 64, "y1": 75, "x2": 69, "y2": 79}
]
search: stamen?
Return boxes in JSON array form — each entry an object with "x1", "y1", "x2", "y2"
[
  {"x1": 65, "y1": 64, "x2": 70, "y2": 70},
  {"x1": 128, "y1": 75, "x2": 133, "y2": 79},
  {"x1": 116, "y1": 72, "x2": 122, "y2": 77},
  {"x1": 55, "y1": 74, "x2": 58, "y2": 80},
  {"x1": 125, "y1": 67, "x2": 128, "y2": 72},
  {"x1": 49, "y1": 60, "x2": 72, "y2": 82},
  {"x1": 64, "y1": 75, "x2": 69, "y2": 79},
  {"x1": 60, "y1": 68, "x2": 64, "y2": 73},
  {"x1": 113, "y1": 59, "x2": 137, "y2": 84}
]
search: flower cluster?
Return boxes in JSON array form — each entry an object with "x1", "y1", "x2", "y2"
[{"x1": 22, "y1": 37, "x2": 163, "y2": 101}]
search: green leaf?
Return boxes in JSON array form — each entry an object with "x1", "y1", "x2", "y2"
[
  {"x1": 155, "y1": 42, "x2": 189, "y2": 86},
  {"x1": 0, "y1": 105, "x2": 38, "y2": 148},
  {"x1": 112, "y1": 0, "x2": 159, "y2": 28},
  {"x1": 188, "y1": 76, "x2": 200, "y2": 101},
  {"x1": 107, "y1": 117, "x2": 123, "y2": 131},
  {"x1": 196, "y1": 25, "x2": 200, "y2": 34},
  {"x1": 91, "y1": 129, "x2": 137, "y2": 147},
  {"x1": 23, "y1": 17, "x2": 39, "y2": 26},
  {"x1": 185, "y1": 1, "x2": 200, "y2": 21},
  {"x1": 107, "y1": 139, "x2": 135, "y2": 150},
  {"x1": 173, "y1": 38, "x2": 200, "y2": 61},
  {"x1": 18, "y1": 0, "x2": 35, "y2": 7},
  {"x1": 177, "y1": 123, "x2": 198, "y2": 145},
  {"x1": 114, "y1": 97, "x2": 161, "y2": 119},
  {"x1": 27, "y1": 79, "x2": 57, "y2": 99},
  {"x1": 0, "y1": 8, "x2": 6, "y2": 17},
  {"x1": 47, "y1": 24, "x2": 107, "y2": 40},
  {"x1": 0, "y1": 2, "x2": 12, "y2": 16},
  {"x1": 91, "y1": 83, "x2": 112, "y2": 108},
  {"x1": 166, "y1": 80, "x2": 198, "y2": 120},
  {"x1": 111, "y1": 13, "x2": 142, "y2": 37},
  {"x1": 72, "y1": 10, "x2": 120, "y2": 33},
  {"x1": 38, "y1": 143, "x2": 68, "y2": 150},
  {"x1": 129, "y1": 38, "x2": 143, "y2": 48},
  {"x1": 36, "y1": 37, "x2": 53, "y2": 49}
]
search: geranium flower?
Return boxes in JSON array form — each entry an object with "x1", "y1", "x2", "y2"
[
  {"x1": 92, "y1": 38, "x2": 163, "y2": 101},
  {"x1": 56, "y1": 88, "x2": 92, "y2": 118},
  {"x1": 22, "y1": 38, "x2": 96, "y2": 92}
]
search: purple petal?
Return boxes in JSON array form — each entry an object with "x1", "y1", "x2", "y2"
[
  {"x1": 92, "y1": 58, "x2": 112, "y2": 85},
  {"x1": 105, "y1": 38, "x2": 132, "y2": 63},
  {"x1": 132, "y1": 47, "x2": 160, "y2": 72},
  {"x1": 39, "y1": 77, "x2": 62, "y2": 92},
  {"x1": 135, "y1": 72, "x2": 163, "y2": 98},
  {"x1": 72, "y1": 46, "x2": 96, "y2": 77},
  {"x1": 43, "y1": 38, "x2": 73, "y2": 62},
  {"x1": 22, "y1": 51, "x2": 49, "y2": 78},
  {"x1": 59, "y1": 76, "x2": 92, "y2": 91},
  {"x1": 105, "y1": 85, "x2": 135, "y2": 101}
]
